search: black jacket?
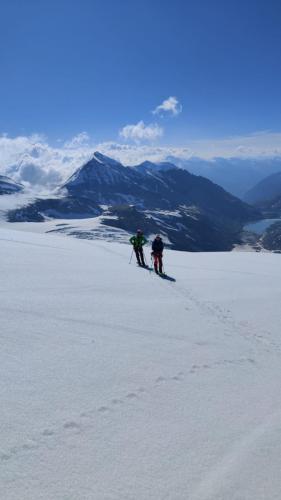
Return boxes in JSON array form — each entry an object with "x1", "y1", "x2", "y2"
[{"x1": 152, "y1": 238, "x2": 164, "y2": 254}]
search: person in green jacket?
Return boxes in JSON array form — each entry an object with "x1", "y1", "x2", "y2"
[{"x1": 129, "y1": 229, "x2": 148, "y2": 266}]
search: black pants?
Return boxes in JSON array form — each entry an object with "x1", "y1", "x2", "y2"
[{"x1": 134, "y1": 246, "x2": 145, "y2": 265}]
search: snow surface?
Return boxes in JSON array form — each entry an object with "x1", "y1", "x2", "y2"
[{"x1": 1, "y1": 224, "x2": 281, "y2": 499}]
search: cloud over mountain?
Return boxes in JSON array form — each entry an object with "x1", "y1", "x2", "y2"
[
  {"x1": 119, "y1": 120, "x2": 163, "y2": 142},
  {"x1": 1, "y1": 130, "x2": 281, "y2": 190}
]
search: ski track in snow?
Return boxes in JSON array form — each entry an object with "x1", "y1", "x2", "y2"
[
  {"x1": 0, "y1": 357, "x2": 256, "y2": 466},
  {"x1": 143, "y1": 261, "x2": 280, "y2": 357},
  {"x1": 170, "y1": 281, "x2": 281, "y2": 355}
]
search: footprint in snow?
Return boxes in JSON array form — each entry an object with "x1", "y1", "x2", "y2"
[
  {"x1": 98, "y1": 406, "x2": 110, "y2": 413},
  {"x1": 172, "y1": 372, "x2": 184, "y2": 381},
  {"x1": 63, "y1": 421, "x2": 80, "y2": 430},
  {"x1": 42, "y1": 429, "x2": 55, "y2": 437},
  {"x1": 126, "y1": 393, "x2": 138, "y2": 400},
  {"x1": 189, "y1": 364, "x2": 199, "y2": 373},
  {"x1": 21, "y1": 442, "x2": 38, "y2": 450},
  {"x1": 80, "y1": 412, "x2": 90, "y2": 418},
  {"x1": 111, "y1": 398, "x2": 124, "y2": 405}
]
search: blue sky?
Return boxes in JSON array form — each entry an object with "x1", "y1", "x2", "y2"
[{"x1": 1, "y1": 0, "x2": 281, "y2": 146}]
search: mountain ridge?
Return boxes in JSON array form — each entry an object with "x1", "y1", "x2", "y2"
[
  {"x1": 0, "y1": 175, "x2": 24, "y2": 195},
  {"x1": 7, "y1": 152, "x2": 260, "y2": 251},
  {"x1": 244, "y1": 171, "x2": 281, "y2": 204}
]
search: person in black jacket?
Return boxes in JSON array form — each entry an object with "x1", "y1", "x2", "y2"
[{"x1": 151, "y1": 235, "x2": 164, "y2": 274}]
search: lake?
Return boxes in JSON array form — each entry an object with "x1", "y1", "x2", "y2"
[{"x1": 244, "y1": 218, "x2": 281, "y2": 235}]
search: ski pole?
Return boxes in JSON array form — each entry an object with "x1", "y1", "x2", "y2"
[
  {"x1": 129, "y1": 247, "x2": 134, "y2": 264},
  {"x1": 143, "y1": 251, "x2": 148, "y2": 266},
  {"x1": 144, "y1": 252, "x2": 152, "y2": 274}
]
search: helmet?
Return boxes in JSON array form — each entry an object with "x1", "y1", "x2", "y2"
[{"x1": 137, "y1": 229, "x2": 142, "y2": 233}]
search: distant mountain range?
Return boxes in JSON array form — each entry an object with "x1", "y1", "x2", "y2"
[
  {"x1": 166, "y1": 156, "x2": 281, "y2": 199},
  {"x1": 244, "y1": 171, "x2": 281, "y2": 204},
  {"x1": 0, "y1": 175, "x2": 23, "y2": 195},
  {"x1": 242, "y1": 170, "x2": 281, "y2": 218},
  {"x1": 7, "y1": 152, "x2": 260, "y2": 251}
]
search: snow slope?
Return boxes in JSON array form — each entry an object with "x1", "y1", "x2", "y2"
[{"x1": 1, "y1": 226, "x2": 281, "y2": 500}]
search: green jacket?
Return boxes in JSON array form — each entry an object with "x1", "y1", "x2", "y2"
[{"x1": 129, "y1": 234, "x2": 148, "y2": 248}]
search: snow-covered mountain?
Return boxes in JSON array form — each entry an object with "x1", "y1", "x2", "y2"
[
  {"x1": 60, "y1": 152, "x2": 258, "y2": 218},
  {"x1": 0, "y1": 175, "x2": 23, "y2": 195},
  {"x1": 1, "y1": 225, "x2": 281, "y2": 499},
  {"x1": 60, "y1": 152, "x2": 169, "y2": 206},
  {"x1": 7, "y1": 152, "x2": 260, "y2": 251},
  {"x1": 62, "y1": 152, "x2": 136, "y2": 192}
]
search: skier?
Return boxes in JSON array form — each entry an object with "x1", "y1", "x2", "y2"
[
  {"x1": 152, "y1": 235, "x2": 164, "y2": 274},
  {"x1": 129, "y1": 229, "x2": 148, "y2": 266}
]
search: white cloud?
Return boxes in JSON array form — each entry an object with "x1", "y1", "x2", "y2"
[
  {"x1": 1, "y1": 130, "x2": 281, "y2": 190},
  {"x1": 119, "y1": 121, "x2": 163, "y2": 142},
  {"x1": 152, "y1": 96, "x2": 182, "y2": 116},
  {"x1": 96, "y1": 142, "x2": 193, "y2": 165},
  {"x1": 12, "y1": 161, "x2": 62, "y2": 187},
  {"x1": 0, "y1": 133, "x2": 93, "y2": 189},
  {"x1": 64, "y1": 132, "x2": 90, "y2": 148}
]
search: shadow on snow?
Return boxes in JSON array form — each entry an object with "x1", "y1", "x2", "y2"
[{"x1": 137, "y1": 265, "x2": 176, "y2": 282}]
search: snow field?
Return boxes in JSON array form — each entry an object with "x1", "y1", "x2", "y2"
[{"x1": 1, "y1": 227, "x2": 281, "y2": 499}]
